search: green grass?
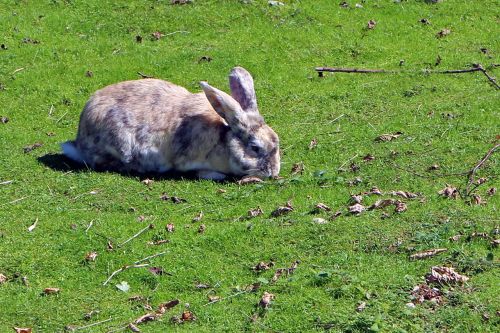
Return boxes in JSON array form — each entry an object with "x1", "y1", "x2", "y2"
[{"x1": 0, "y1": 0, "x2": 499, "y2": 332}]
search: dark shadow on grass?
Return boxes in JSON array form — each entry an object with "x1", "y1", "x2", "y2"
[{"x1": 37, "y1": 153, "x2": 238, "y2": 182}]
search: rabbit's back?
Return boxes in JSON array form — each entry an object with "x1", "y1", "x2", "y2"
[{"x1": 73, "y1": 79, "x2": 216, "y2": 173}]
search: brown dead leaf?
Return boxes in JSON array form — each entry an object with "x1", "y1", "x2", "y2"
[
  {"x1": 238, "y1": 176, "x2": 263, "y2": 185},
  {"x1": 394, "y1": 201, "x2": 407, "y2": 213},
  {"x1": 259, "y1": 292, "x2": 275, "y2": 309},
  {"x1": 356, "y1": 301, "x2": 366, "y2": 312},
  {"x1": 13, "y1": 328, "x2": 32, "y2": 333},
  {"x1": 171, "y1": 0, "x2": 192, "y2": 4},
  {"x1": 271, "y1": 269, "x2": 284, "y2": 283},
  {"x1": 271, "y1": 201, "x2": 294, "y2": 217},
  {"x1": 142, "y1": 179, "x2": 153, "y2": 186},
  {"x1": 425, "y1": 266, "x2": 469, "y2": 285},
  {"x1": 23, "y1": 142, "x2": 43, "y2": 153},
  {"x1": 348, "y1": 203, "x2": 365, "y2": 215},
  {"x1": 160, "y1": 193, "x2": 187, "y2": 203},
  {"x1": 148, "y1": 239, "x2": 169, "y2": 245},
  {"x1": 409, "y1": 248, "x2": 447, "y2": 260},
  {"x1": 180, "y1": 310, "x2": 196, "y2": 322},
  {"x1": 253, "y1": 261, "x2": 275, "y2": 272},
  {"x1": 43, "y1": 287, "x2": 60, "y2": 295},
  {"x1": 330, "y1": 210, "x2": 342, "y2": 220},
  {"x1": 411, "y1": 284, "x2": 442, "y2": 304},
  {"x1": 363, "y1": 154, "x2": 375, "y2": 162},
  {"x1": 436, "y1": 28, "x2": 451, "y2": 38},
  {"x1": 449, "y1": 234, "x2": 462, "y2": 242},
  {"x1": 148, "y1": 267, "x2": 165, "y2": 276},
  {"x1": 192, "y1": 211, "x2": 203, "y2": 222},
  {"x1": 368, "y1": 199, "x2": 395, "y2": 210},
  {"x1": 0, "y1": 273, "x2": 7, "y2": 284},
  {"x1": 157, "y1": 299, "x2": 180, "y2": 314},
  {"x1": 470, "y1": 194, "x2": 483, "y2": 205},
  {"x1": 291, "y1": 162, "x2": 305, "y2": 175},
  {"x1": 375, "y1": 132, "x2": 402, "y2": 142},
  {"x1": 350, "y1": 162, "x2": 360, "y2": 172},
  {"x1": 85, "y1": 251, "x2": 98, "y2": 262},
  {"x1": 419, "y1": 18, "x2": 430, "y2": 25},
  {"x1": 491, "y1": 239, "x2": 500, "y2": 248},
  {"x1": 438, "y1": 185, "x2": 459, "y2": 199},
  {"x1": 1, "y1": 116, "x2": 9, "y2": 124},
  {"x1": 308, "y1": 138, "x2": 318, "y2": 150},
  {"x1": 207, "y1": 295, "x2": 221, "y2": 303},
  {"x1": 128, "y1": 323, "x2": 141, "y2": 332},
  {"x1": 171, "y1": 196, "x2": 186, "y2": 204},
  {"x1": 487, "y1": 187, "x2": 496, "y2": 196},
  {"x1": 350, "y1": 195, "x2": 363, "y2": 204},
  {"x1": 428, "y1": 164, "x2": 440, "y2": 171},
  {"x1": 366, "y1": 187, "x2": 383, "y2": 195},
  {"x1": 198, "y1": 224, "x2": 206, "y2": 233},
  {"x1": 151, "y1": 31, "x2": 164, "y2": 40},
  {"x1": 248, "y1": 207, "x2": 264, "y2": 218},
  {"x1": 367, "y1": 20, "x2": 377, "y2": 29},
  {"x1": 195, "y1": 283, "x2": 210, "y2": 289},
  {"x1": 314, "y1": 202, "x2": 331, "y2": 212},
  {"x1": 134, "y1": 313, "x2": 157, "y2": 324},
  {"x1": 165, "y1": 223, "x2": 175, "y2": 233},
  {"x1": 390, "y1": 191, "x2": 418, "y2": 199}
]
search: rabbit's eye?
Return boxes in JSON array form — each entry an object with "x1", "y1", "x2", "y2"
[{"x1": 250, "y1": 144, "x2": 261, "y2": 154}]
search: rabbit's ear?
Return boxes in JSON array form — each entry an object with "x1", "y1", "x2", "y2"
[
  {"x1": 229, "y1": 67, "x2": 258, "y2": 113},
  {"x1": 200, "y1": 81, "x2": 244, "y2": 129}
]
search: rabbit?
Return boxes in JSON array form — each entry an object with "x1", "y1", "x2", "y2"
[{"x1": 61, "y1": 67, "x2": 280, "y2": 180}]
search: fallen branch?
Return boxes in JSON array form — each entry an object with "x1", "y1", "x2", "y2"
[
  {"x1": 316, "y1": 64, "x2": 499, "y2": 89},
  {"x1": 466, "y1": 143, "x2": 500, "y2": 196},
  {"x1": 118, "y1": 224, "x2": 154, "y2": 247}
]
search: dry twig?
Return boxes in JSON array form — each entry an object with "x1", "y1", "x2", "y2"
[
  {"x1": 118, "y1": 224, "x2": 154, "y2": 247},
  {"x1": 466, "y1": 143, "x2": 500, "y2": 196}
]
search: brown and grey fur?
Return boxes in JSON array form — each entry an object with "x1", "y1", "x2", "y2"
[{"x1": 61, "y1": 67, "x2": 280, "y2": 180}]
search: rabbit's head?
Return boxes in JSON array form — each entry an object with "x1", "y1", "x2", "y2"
[{"x1": 201, "y1": 67, "x2": 280, "y2": 178}]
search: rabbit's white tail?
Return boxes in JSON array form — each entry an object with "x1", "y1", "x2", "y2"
[{"x1": 61, "y1": 141, "x2": 85, "y2": 164}]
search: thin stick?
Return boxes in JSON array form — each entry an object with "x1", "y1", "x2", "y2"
[
  {"x1": 337, "y1": 153, "x2": 359, "y2": 171},
  {"x1": 72, "y1": 317, "x2": 113, "y2": 331},
  {"x1": 118, "y1": 224, "x2": 154, "y2": 247},
  {"x1": 11, "y1": 67, "x2": 25, "y2": 74},
  {"x1": 478, "y1": 66, "x2": 500, "y2": 89},
  {"x1": 84, "y1": 220, "x2": 94, "y2": 233},
  {"x1": 0, "y1": 180, "x2": 13, "y2": 185},
  {"x1": 163, "y1": 30, "x2": 189, "y2": 36},
  {"x1": 466, "y1": 143, "x2": 500, "y2": 195},
  {"x1": 1, "y1": 196, "x2": 28, "y2": 207},
  {"x1": 102, "y1": 264, "x2": 149, "y2": 286},
  {"x1": 134, "y1": 251, "x2": 168, "y2": 265}
]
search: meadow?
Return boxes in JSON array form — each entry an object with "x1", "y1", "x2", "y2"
[{"x1": 0, "y1": 0, "x2": 498, "y2": 332}]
